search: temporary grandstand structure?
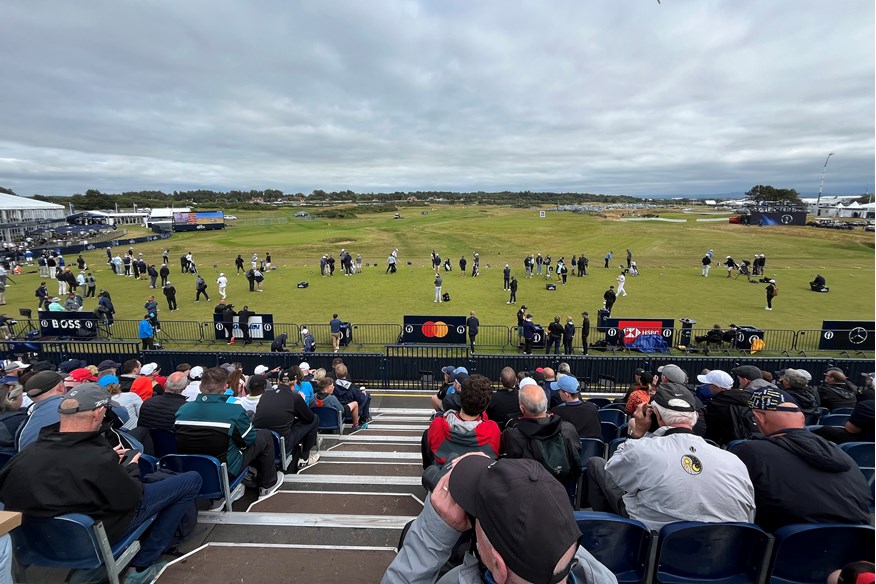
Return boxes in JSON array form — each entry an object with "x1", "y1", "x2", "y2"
[{"x1": 0, "y1": 193, "x2": 66, "y2": 243}]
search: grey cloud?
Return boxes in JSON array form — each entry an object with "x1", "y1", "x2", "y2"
[{"x1": 0, "y1": 0, "x2": 872, "y2": 196}]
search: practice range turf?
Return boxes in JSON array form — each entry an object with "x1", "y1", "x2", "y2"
[{"x1": 6, "y1": 206, "x2": 874, "y2": 353}]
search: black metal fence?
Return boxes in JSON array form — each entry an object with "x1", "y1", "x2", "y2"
[{"x1": 4, "y1": 339, "x2": 870, "y2": 393}]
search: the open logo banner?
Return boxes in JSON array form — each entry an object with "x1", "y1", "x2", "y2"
[
  {"x1": 402, "y1": 315, "x2": 467, "y2": 344},
  {"x1": 604, "y1": 318, "x2": 675, "y2": 346},
  {"x1": 213, "y1": 313, "x2": 275, "y2": 340}
]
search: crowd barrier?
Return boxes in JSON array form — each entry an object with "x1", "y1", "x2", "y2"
[{"x1": 3, "y1": 339, "x2": 870, "y2": 392}]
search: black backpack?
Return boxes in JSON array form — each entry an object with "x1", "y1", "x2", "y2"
[
  {"x1": 729, "y1": 405, "x2": 760, "y2": 440},
  {"x1": 525, "y1": 430, "x2": 579, "y2": 484}
]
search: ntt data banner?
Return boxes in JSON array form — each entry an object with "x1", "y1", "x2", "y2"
[{"x1": 402, "y1": 315, "x2": 467, "y2": 344}]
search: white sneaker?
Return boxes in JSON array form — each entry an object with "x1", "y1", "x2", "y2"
[
  {"x1": 258, "y1": 470, "x2": 285, "y2": 498},
  {"x1": 765, "y1": 307, "x2": 772, "y2": 310},
  {"x1": 298, "y1": 451, "x2": 320, "y2": 468}
]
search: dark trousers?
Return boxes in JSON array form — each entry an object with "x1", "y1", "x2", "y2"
[
  {"x1": 563, "y1": 338, "x2": 573, "y2": 355},
  {"x1": 767, "y1": 294, "x2": 773, "y2": 308},
  {"x1": 586, "y1": 457, "x2": 628, "y2": 517},
  {"x1": 142, "y1": 337, "x2": 154, "y2": 350},
  {"x1": 166, "y1": 296, "x2": 177, "y2": 311},
  {"x1": 86, "y1": 287, "x2": 96, "y2": 298},
  {"x1": 196, "y1": 289, "x2": 209, "y2": 301},
  {"x1": 287, "y1": 417, "x2": 319, "y2": 463},
  {"x1": 509, "y1": 290, "x2": 517, "y2": 303},
  {"x1": 503, "y1": 276, "x2": 510, "y2": 290},
  {"x1": 242, "y1": 429, "x2": 279, "y2": 487},
  {"x1": 524, "y1": 338, "x2": 533, "y2": 354},
  {"x1": 241, "y1": 327, "x2": 251, "y2": 344},
  {"x1": 546, "y1": 335, "x2": 560, "y2": 355},
  {"x1": 223, "y1": 323, "x2": 234, "y2": 341},
  {"x1": 582, "y1": 335, "x2": 589, "y2": 355},
  {"x1": 126, "y1": 471, "x2": 202, "y2": 568},
  {"x1": 469, "y1": 333, "x2": 477, "y2": 352},
  {"x1": 248, "y1": 278, "x2": 255, "y2": 291}
]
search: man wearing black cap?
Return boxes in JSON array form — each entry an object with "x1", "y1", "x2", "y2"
[
  {"x1": 0, "y1": 383, "x2": 203, "y2": 583},
  {"x1": 580, "y1": 311, "x2": 590, "y2": 355},
  {"x1": 731, "y1": 365, "x2": 769, "y2": 392},
  {"x1": 515, "y1": 305, "x2": 526, "y2": 348},
  {"x1": 383, "y1": 453, "x2": 617, "y2": 584},
  {"x1": 732, "y1": 386, "x2": 871, "y2": 531},
  {"x1": 587, "y1": 383, "x2": 755, "y2": 531},
  {"x1": 16, "y1": 370, "x2": 67, "y2": 451}
]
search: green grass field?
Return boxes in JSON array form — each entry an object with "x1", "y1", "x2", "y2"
[{"x1": 6, "y1": 206, "x2": 874, "y2": 349}]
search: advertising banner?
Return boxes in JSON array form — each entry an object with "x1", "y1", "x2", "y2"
[
  {"x1": 818, "y1": 320, "x2": 875, "y2": 351},
  {"x1": 402, "y1": 315, "x2": 467, "y2": 344},
  {"x1": 39, "y1": 311, "x2": 98, "y2": 338},
  {"x1": 604, "y1": 317, "x2": 675, "y2": 348},
  {"x1": 213, "y1": 313, "x2": 275, "y2": 340}
]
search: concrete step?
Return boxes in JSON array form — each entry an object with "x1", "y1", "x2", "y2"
[
  {"x1": 299, "y1": 462, "x2": 422, "y2": 477},
  {"x1": 328, "y1": 442, "x2": 421, "y2": 453},
  {"x1": 247, "y1": 491, "x2": 423, "y2": 515},
  {"x1": 156, "y1": 543, "x2": 397, "y2": 584},
  {"x1": 339, "y1": 434, "x2": 420, "y2": 443},
  {"x1": 321, "y1": 450, "x2": 420, "y2": 461}
]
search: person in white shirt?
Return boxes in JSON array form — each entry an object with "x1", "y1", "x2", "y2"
[
  {"x1": 229, "y1": 374, "x2": 266, "y2": 416},
  {"x1": 586, "y1": 383, "x2": 755, "y2": 531},
  {"x1": 217, "y1": 273, "x2": 228, "y2": 300},
  {"x1": 182, "y1": 366, "x2": 205, "y2": 401},
  {"x1": 616, "y1": 272, "x2": 628, "y2": 297}
]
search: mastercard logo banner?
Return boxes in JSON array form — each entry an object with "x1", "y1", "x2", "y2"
[
  {"x1": 422, "y1": 321, "x2": 449, "y2": 338},
  {"x1": 402, "y1": 315, "x2": 467, "y2": 344}
]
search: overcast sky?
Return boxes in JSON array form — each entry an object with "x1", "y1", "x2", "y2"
[{"x1": 1, "y1": 1, "x2": 873, "y2": 197}]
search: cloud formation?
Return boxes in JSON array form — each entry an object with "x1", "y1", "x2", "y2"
[{"x1": 0, "y1": 0, "x2": 873, "y2": 197}]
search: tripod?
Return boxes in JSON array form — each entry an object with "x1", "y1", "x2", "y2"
[
  {"x1": 153, "y1": 326, "x2": 180, "y2": 348},
  {"x1": 10, "y1": 319, "x2": 37, "y2": 340}
]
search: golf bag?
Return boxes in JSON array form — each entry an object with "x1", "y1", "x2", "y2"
[{"x1": 442, "y1": 292, "x2": 451, "y2": 302}]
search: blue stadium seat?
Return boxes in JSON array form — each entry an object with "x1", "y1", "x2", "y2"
[
  {"x1": 838, "y1": 442, "x2": 875, "y2": 468},
  {"x1": 11, "y1": 513, "x2": 155, "y2": 584},
  {"x1": 769, "y1": 524, "x2": 875, "y2": 584},
  {"x1": 588, "y1": 397, "x2": 612, "y2": 409},
  {"x1": 602, "y1": 402, "x2": 628, "y2": 412},
  {"x1": 137, "y1": 454, "x2": 159, "y2": 476},
  {"x1": 655, "y1": 521, "x2": 772, "y2": 584},
  {"x1": 271, "y1": 431, "x2": 295, "y2": 472},
  {"x1": 601, "y1": 421, "x2": 620, "y2": 443},
  {"x1": 574, "y1": 511, "x2": 653, "y2": 584},
  {"x1": 726, "y1": 439, "x2": 748, "y2": 452},
  {"x1": 606, "y1": 438, "x2": 627, "y2": 459},
  {"x1": 159, "y1": 454, "x2": 246, "y2": 512},
  {"x1": 830, "y1": 407, "x2": 854, "y2": 415},
  {"x1": 598, "y1": 409, "x2": 627, "y2": 426},
  {"x1": 819, "y1": 414, "x2": 850, "y2": 427},
  {"x1": 580, "y1": 438, "x2": 606, "y2": 464},
  {"x1": 149, "y1": 428, "x2": 177, "y2": 458},
  {"x1": 312, "y1": 405, "x2": 344, "y2": 434}
]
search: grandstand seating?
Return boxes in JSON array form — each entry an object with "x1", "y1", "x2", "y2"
[
  {"x1": 769, "y1": 524, "x2": 875, "y2": 584},
  {"x1": 149, "y1": 429, "x2": 177, "y2": 458},
  {"x1": 158, "y1": 454, "x2": 246, "y2": 513},
  {"x1": 606, "y1": 437, "x2": 627, "y2": 459},
  {"x1": 838, "y1": 442, "x2": 875, "y2": 468},
  {"x1": 313, "y1": 405, "x2": 344, "y2": 434},
  {"x1": 597, "y1": 409, "x2": 627, "y2": 426},
  {"x1": 588, "y1": 397, "x2": 612, "y2": 409},
  {"x1": 574, "y1": 511, "x2": 652, "y2": 584},
  {"x1": 820, "y1": 414, "x2": 850, "y2": 427},
  {"x1": 654, "y1": 521, "x2": 772, "y2": 583},
  {"x1": 600, "y1": 421, "x2": 620, "y2": 443}
]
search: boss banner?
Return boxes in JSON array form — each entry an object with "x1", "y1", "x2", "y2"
[
  {"x1": 818, "y1": 320, "x2": 875, "y2": 351},
  {"x1": 39, "y1": 311, "x2": 98, "y2": 338},
  {"x1": 402, "y1": 315, "x2": 467, "y2": 344},
  {"x1": 213, "y1": 313, "x2": 275, "y2": 341},
  {"x1": 604, "y1": 317, "x2": 675, "y2": 348}
]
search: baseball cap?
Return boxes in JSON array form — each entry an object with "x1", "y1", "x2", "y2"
[
  {"x1": 824, "y1": 366, "x2": 844, "y2": 374},
  {"x1": 68, "y1": 368, "x2": 97, "y2": 383},
  {"x1": 140, "y1": 363, "x2": 159, "y2": 376},
  {"x1": 97, "y1": 359, "x2": 122, "y2": 372},
  {"x1": 696, "y1": 370, "x2": 733, "y2": 390},
  {"x1": 748, "y1": 386, "x2": 801, "y2": 412},
  {"x1": 441, "y1": 366, "x2": 456, "y2": 376},
  {"x1": 634, "y1": 368, "x2": 647, "y2": 376},
  {"x1": 299, "y1": 362, "x2": 311, "y2": 372},
  {"x1": 98, "y1": 375, "x2": 120, "y2": 387},
  {"x1": 453, "y1": 367, "x2": 469, "y2": 375},
  {"x1": 731, "y1": 365, "x2": 763, "y2": 381},
  {"x1": 58, "y1": 383, "x2": 112, "y2": 414},
  {"x1": 248, "y1": 374, "x2": 267, "y2": 391},
  {"x1": 652, "y1": 384, "x2": 696, "y2": 412},
  {"x1": 657, "y1": 364, "x2": 687, "y2": 384},
  {"x1": 59, "y1": 359, "x2": 87, "y2": 374},
  {"x1": 3, "y1": 361, "x2": 29, "y2": 374},
  {"x1": 254, "y1": 365, "x2": 269, "y2": 375},
  {"x1": 453, "y1": 370, "x2": 469, "y2": 384},
  {"x1": 188, "y1": 366, "x2": 204, "y2": 380},
  {"x1": 519, "y1": 376, "x2": 538, "y2": 389},
  {"x1": 25, "y1": 371, "x2": 66, "y2": 397},
  {"x1": 550, "y1": 375, "x2": 580, "y2": 394},
  {"x1": 449, "y1": 457, "x2": 581, "y2": 584},
  {"x1": 301, "y1": 327, "x2": 309, "y2": 334}
]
